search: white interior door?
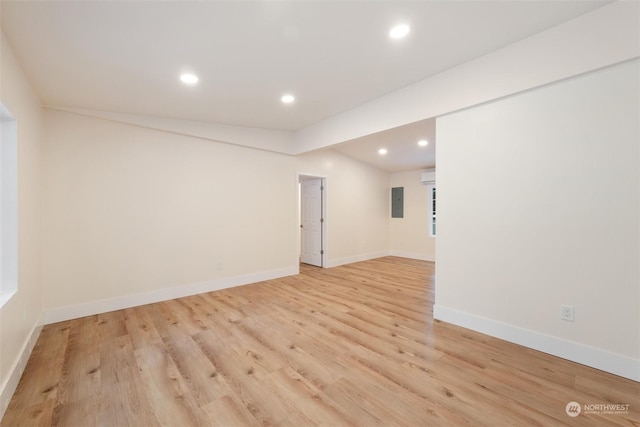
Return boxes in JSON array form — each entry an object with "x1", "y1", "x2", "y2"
[{"x1": 300, "y1": 178, "x2": 323, "y2": 267}]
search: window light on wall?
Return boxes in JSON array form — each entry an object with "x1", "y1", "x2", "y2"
[{"x1": 0, "y1": 103, "x2": 18, "y2": 307}]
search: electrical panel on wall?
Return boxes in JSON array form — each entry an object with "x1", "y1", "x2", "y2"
[{"x1": 391, "y1": 187, "x2": 404, "y2": 218}]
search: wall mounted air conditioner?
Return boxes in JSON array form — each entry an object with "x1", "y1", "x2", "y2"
[{"x1": 421, "y1": 169, "x2": 436, "y2": 184}]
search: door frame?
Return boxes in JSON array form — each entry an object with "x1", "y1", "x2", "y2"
[{"x1": 297, "y1": 173, "x2": 328, "y2": 268}]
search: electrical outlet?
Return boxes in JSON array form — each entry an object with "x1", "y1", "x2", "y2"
[{"x1": 561, "y1": 305, "x2": 574, "y2": 322}]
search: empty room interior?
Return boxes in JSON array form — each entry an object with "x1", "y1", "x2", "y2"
[{"x1": 1, "y1": 1, "x2": 639, "y2": 426}]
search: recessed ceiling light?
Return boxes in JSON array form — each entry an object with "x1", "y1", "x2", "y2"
[
  {"x1": 378, "y1": 148, "x2": 388, "y2": 155},
  {"x1": 180, "y1": 73, "x2": 199, "y2": 85},
  {"x1": 281, "y1": 94, "x2": 295, "y2": 104},
  {"x1": 389, "y1": 24, "x2": 410, "y2": 40},
  {"x1": 418, "y1": 139, "x2": 428, "y2": 147}
]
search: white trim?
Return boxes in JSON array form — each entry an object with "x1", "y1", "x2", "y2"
[
  {"x1": 433, "y1": 305, "x2": 640, "y2": 382},
  {"x1": 387, "y1": 250, "x2": 435, "y2": 262},
  {"x1": 44, "y1": 266, "x2": 298, "y2": 325},
  {"x1": 0, "y1": 315, "x2": 43, "y2": 420},
  {"x1": 325, "y1": 251, "x2": 388, "y2": 268}
]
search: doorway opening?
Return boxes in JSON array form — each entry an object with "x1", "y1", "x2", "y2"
[{"x1": 298, "y1": 174, "x2": 327, "y2": 267}]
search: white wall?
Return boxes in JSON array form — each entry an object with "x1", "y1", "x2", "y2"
[
  {"x1": 389, "y1": 170, "x2": 435, "y2": 261},
  {"x1": 0, "y1": 32, "x2": 44, "y2": 416},
  {"x1": 42, "y1": 110, "x2": 299, "y2": 322},
  {"x1": 435, "y1": 59, "x2": 640, "y2": 381},
  {"x1": 41, "y1": 113, "x2": 393, "y2": 320},
  {"x1": 296, "y1": 150, "x2": 389, "y2": 266}
]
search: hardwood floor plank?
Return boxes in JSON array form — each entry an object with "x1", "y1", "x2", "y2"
[
  {"x1": 49, "y1": 317, "x2": 103, "y2": 427},
  {"x1": 146, "y1": 305, "x2": 228, "y2": 407},
  {"x1": 267, "y1": 366, "x2": 357, "y2": 426},
  {"x1": 322, "y1": 377, "x2": 409, "y2": 426},
  {"x1": 201, "y1": 394, "x2": 261, "y2": 427},
  {"x1": 237, "y1": 311, "x2": 351, "y2": 385},
  {"x1": 2, "y1": 256, "x2": 639, "y2": 426},
  {"x1": 7, "y1": 322, "x2": 72, "y2": 407},
  {"x1": 0, "y1": 399, "x2": 55, "y2": 427},
  {"x1": 122, "y1": 306, "x2": 163, "y2": 350},
  {"x1": 133, "y1": 343, "x2": 201, "y2": 426},
  {"x1": 55, "y1": 316, "x2": 101, "y2": 406},
  {"x1": 96, "y1": 335, "x2": 160, "y2": 426},
  {"x1": 192, "y1": 328, "x2": 286, "y2": 425},
  {"x1": 96, "y1": 311, "x2": 128, "y2": 340}
]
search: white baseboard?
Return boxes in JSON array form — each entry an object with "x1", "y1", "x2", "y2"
[
  {"x1": 325, "y1": 251, "x2": 389, "y2": 268},
  {"x1": 387, "y1": 250, "x2": 435, "y2": 262},
  {"x1": 0, "y1": 315, "x2": 43, "y2": 420},
  {"x1": 44, "y1": 266, "x2": 298, "y2": 325},
  {"x1": 433, "y1": 305, "x2": 639, "y2": 382}
]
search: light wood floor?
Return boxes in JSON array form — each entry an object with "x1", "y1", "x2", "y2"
[{"x1": 3, "y1": 257, "x2": 639, "y2": 426}]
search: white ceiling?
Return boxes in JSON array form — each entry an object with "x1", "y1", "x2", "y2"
[
  {"x1": 1, "y1": 0, "x2": 610, "y2": 171},
  {"x1": 333, "y1": 117, "x2": 436, "y2": 172}
]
